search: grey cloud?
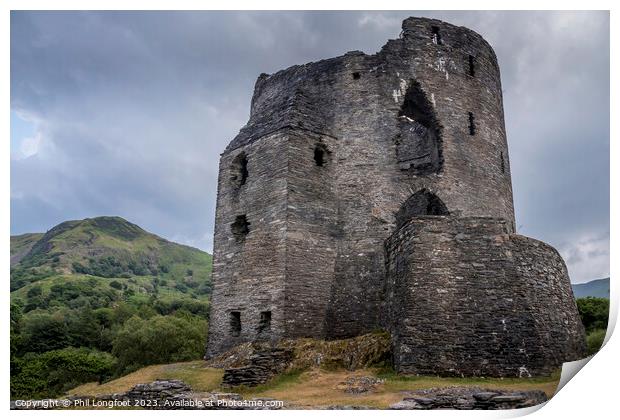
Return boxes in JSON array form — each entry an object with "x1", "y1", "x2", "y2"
[{"x1": 10, "y1": 11, "x2": 609, "y2": 283}]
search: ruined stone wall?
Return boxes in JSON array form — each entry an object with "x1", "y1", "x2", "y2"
[
  {"x1": 284, "y1": 131, "x2": 339, "y2": 338},
  {"x1": 323, "y1": 17, "x2": 516, "y2": 337},
  {"x1": 205, "y1": 133, "x2": 289, "y2": 357},
  {"x1": 207, "y1": 17, "x2": 543, "y2": 357},
  {"x1": 384, "y1": 216, "x2": 587, "y2": 377}
]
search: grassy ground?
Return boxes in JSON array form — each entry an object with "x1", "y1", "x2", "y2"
[
  {"x1": 237, "y1": 368, "x2": 560, "y2": 408},
  {"x1": 68, "y1": 361, "x2": 560, "y2": 409},
  {"x1": 68, "y1": 361, "x2": 223, "y2": 396}
]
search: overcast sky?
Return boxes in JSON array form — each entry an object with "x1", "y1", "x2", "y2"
[{"x1": 10, "y1": 11, "x2": 609, "y2": 283}]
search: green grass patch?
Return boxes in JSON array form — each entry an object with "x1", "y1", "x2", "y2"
[
  {"x1": 376, "y1": 366, "x2": 560, "y2": 386},
  {"x1": 236, "y1": 370, "x2": 305, "y2": 396},
  {"x1": 586, "y1": 328, "x2": 606, "y2": 355}
]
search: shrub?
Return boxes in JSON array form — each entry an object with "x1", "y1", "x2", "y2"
[
  {"x1": 11, "y1": 348, "x2": 116, "y2": 399},
  {"x1": 109, "y1": 280, "x2": 123, "y2": 290},
  {"x1": 19, "y1": 313, "x2": 70, "y2": 354},
  {"x1": 112, "y1": 315, "x2": 206, "y2": 375},
  {"x1": 24, "y1": 295, "x2": 49, "y2": 313},
  {"x1": 10, "y1": 267, "x2": 56, "y2": 292},
  {"x1": 586, "y1": 328, "x2": 607, "y2": 355},
  {"x1": 153, "y1": 298, "x2": 209, "y2": 318},
  {"x1": 27, "y1": 285, "x2": 43, "y2": 298},
  {"x1": 576, "y1": 297, "x2": 609, "y2": 333}
]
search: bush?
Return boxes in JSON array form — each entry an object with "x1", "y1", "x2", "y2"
[
  {"x1": 49, "y1": 282, "x2": 81, "y2": 301},
  {"x1": 153, "y1": 298, "x2": 209, "y2": 318},
  {"x1": 586, "y1": 328, "x2": 607, "y2": 355},
  {"x1": 27, "y1": 285, "x2": 43, "y2": 298},
  {"x1": 24, "y1": 295, "x2": 48, "y2": 313},
  {"x1": 10, "y1": 267, "x2": 56, "y2": 292},
  {"x1": 19, "y1": 313, "x2": 71, "y2": 355},
  {"x1": 10, "y1": 300, "x2": 23, "y2": 332},
  {"x1": 576, "y1": 297, "x2": 609, "y2": 333},
  {"x1": 109, "y1": 280, "x2": 123, "y2": 290},
  {"x1": 112, "y1": 315, "x2": 206, "y2": 375},
  {"x1": 11, "y1": 348, "x2": 116, "y2": 399},
  {"x1": 197, "y1": 282, "x2": 212, "y2": 295}
]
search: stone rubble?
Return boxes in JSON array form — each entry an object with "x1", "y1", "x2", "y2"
[
  {"x1": 389, "y1": 387, "x2": 547, "y2": 410},
  {"x1": 221, "y1": 348, "x2": 293, "y2": 387}
]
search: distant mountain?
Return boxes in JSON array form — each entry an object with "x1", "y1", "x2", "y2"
[
  {"x1": 572, "y1": 278, "x2": 610, "y2": 299},
  {"x1": 10, "y1": 216, "x2": 213, "y2": 399},
  {"x1": 10, "y1": 216, "x2": 212, "y2": 296}
]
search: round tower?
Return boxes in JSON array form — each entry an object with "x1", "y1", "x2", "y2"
[{"x1": 379, "y1": 17, "x2": 515, "y2": 230}]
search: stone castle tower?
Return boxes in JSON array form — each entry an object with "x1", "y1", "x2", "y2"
[{"x1": 206, "y1": 17, "x2": 586, "y2": 376}]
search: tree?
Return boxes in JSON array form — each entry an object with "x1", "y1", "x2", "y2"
[
  {"x1": 109, "y1": 280, "x2": 123, "y2": 290},
  {"x1": 19, "y1": 313, "x2": 70, "y2": 355},
  {"x1": 576, "y1": 297, "x2": 609, "y2": 355},
  {"x1": 27, "y1": 285, "x2": 43, "y2": 298},
  {"x1": 576, "y1": 297, "x2": 609, "y2": 332},
  {"x1": 111, "y1": 315, "x2": 206, "y2": 375},
  {"x1": 11, "y1": 348, "x2": 116, "y2": 399}
]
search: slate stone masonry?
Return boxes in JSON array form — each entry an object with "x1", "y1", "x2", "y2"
[
  {"x1": 205, "y1": 16, "x2": 587, "y2": 375},
  {"x1": 384, "y1": 216, "x2": 586, "y2": 376}
]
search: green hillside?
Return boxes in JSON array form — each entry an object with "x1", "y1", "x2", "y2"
[
  {"x1": 10, "y1": 217, "x2": 213, "y2": 399},
  {"x1": 10, "y1": 232, "x2": 43, "y2": 267}
]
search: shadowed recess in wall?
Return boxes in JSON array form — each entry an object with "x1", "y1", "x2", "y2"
[
  {"x1": 395, "y1": 80, "x2": 443, "y2": 174},
  {"x1": 230, "y1": 152, "x2": 249, "y2": 188},
  {"x1": 231, "y1": 215, "x2": 250, "y2": 241},
  {"x1": 395, "y1": 189, "x2": 449, "y2": 228}
]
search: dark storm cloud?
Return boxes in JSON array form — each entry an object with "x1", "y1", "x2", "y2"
[{"x1": 10, "y1": 11, "x2": 609, "y2": 283}]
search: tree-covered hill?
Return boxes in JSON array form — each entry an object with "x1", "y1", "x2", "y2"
[{"x1": 10, "y1": 216, "x2": 213, "y2": 399}]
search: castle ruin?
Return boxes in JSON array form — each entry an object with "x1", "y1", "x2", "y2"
[{"x1": 206, "y1": 17, "x2": 587, "y2": 377}]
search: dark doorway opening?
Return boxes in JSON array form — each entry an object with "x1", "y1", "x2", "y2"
[{"x1": 395, "y1": 189, "x2": 449, "y2": 228}]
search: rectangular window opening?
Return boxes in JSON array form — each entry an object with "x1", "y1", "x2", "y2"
[
  {"x1": 258, "y1": 311, "x2": 271, "y2": 333},
  {"x1": 230, "y1": 311, "x2": 241, "y2": 337},
  {"x1": 468, "y1": 112, "x2": 476, "y2": 136},
  {"x1": 468, "y1": 55, "x2": 476, "y2": 77},
  {"x1": 431, "y1": 26, "x2": 443, "y2": 45},
  {"x1": 231, "y1": 215, "x2": 250, "y2": 241}
]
